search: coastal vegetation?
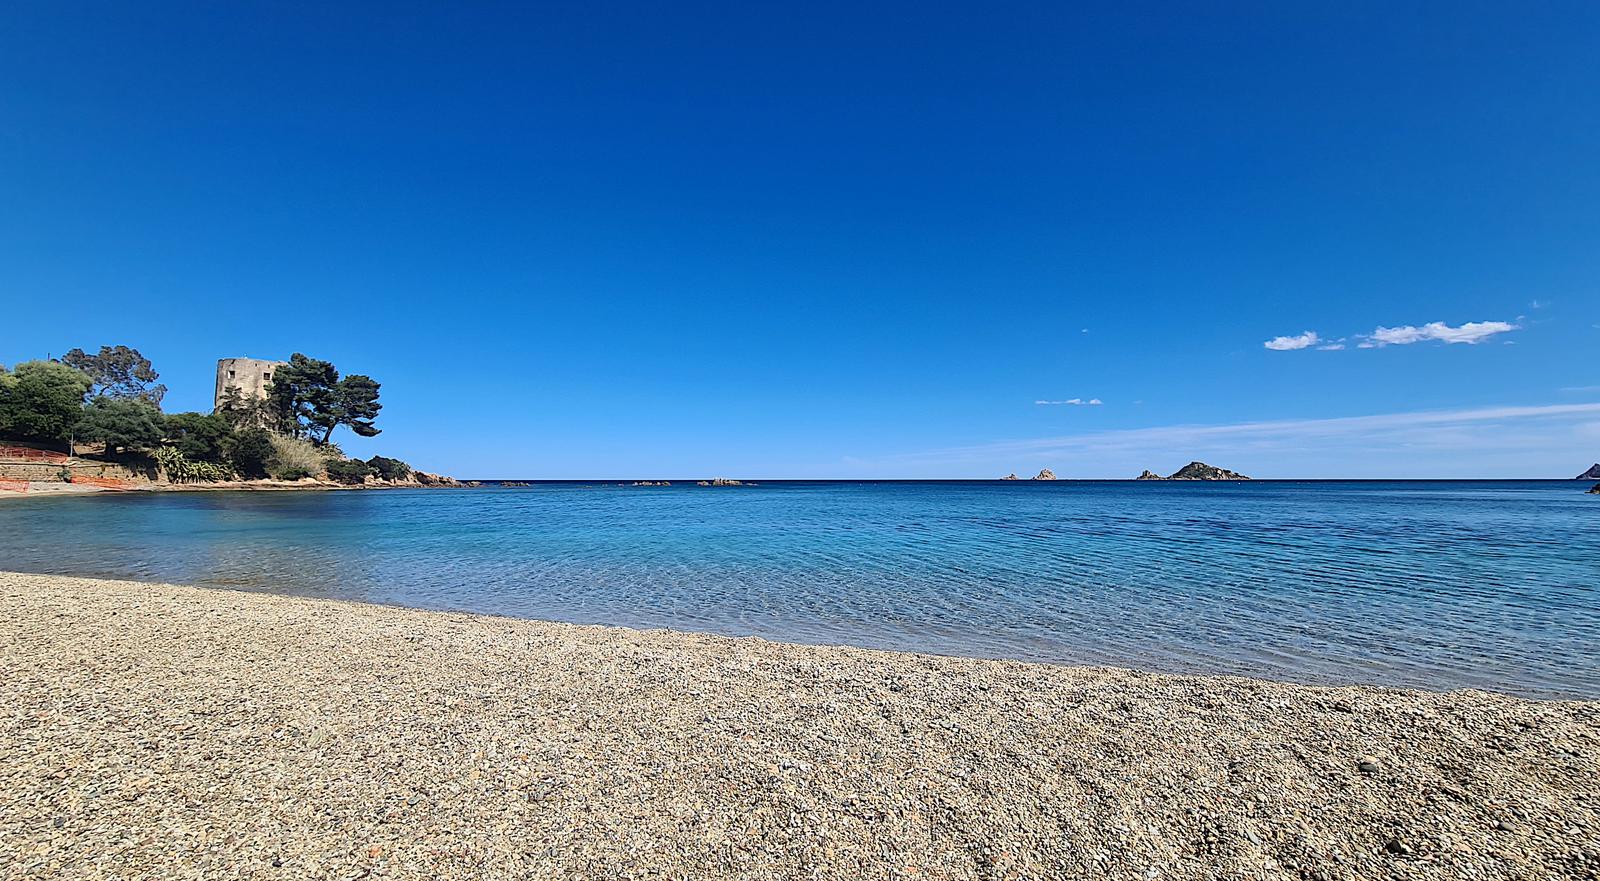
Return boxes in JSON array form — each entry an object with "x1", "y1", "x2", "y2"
[{"x1": 0, "y1": 345, "x2": 423, "y2": 487}]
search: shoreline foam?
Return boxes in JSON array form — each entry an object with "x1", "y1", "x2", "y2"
[{"x1": 2, "y1": 571, "x2": 1595, "y2": 879}]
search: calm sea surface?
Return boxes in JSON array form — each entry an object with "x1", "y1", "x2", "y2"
[{"x1": 3, "y1": 481, "x2": 1596, "y2": 698}]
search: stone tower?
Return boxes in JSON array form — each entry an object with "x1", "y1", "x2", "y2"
[{"x1": 214, "y1": 357, "x2": 287, "y2": 412}]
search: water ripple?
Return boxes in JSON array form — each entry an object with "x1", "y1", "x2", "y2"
[{"x1": 2, "y1": 480, "x2": 1596, "y2": 698}]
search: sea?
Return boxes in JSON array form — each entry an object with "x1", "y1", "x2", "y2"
[{"x1": 3, "y1": 480, "x2": 1596, "y2": 699}]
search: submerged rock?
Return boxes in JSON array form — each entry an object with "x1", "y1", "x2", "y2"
[{"x1": 1589, "y1": 483, "x2": 1600, "y2": 494}]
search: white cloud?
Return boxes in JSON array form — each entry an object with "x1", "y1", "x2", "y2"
[
  {"x1": 1367, "y1": 320, "x2": 1517, "y2": 346},
  {"x1": 1263, "y1": 330, "x2": 1320, "y2": 351},
  {"x1": 1036, "y1": 398, "x2": 1102, "y2": 406},
  {"x1": 1317, "y1": 342, "x2": 1346, "y2": 351}
]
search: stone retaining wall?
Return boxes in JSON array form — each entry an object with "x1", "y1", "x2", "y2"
[{"x1": 0, "y1": 459, "x2": 154, "y2": 484}]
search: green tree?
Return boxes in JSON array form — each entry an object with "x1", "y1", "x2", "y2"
[
  {"x1": 0, "y1": 360, "x2": 91, "y2": 446},
  {"x1": 226, "y1": 428, "x2": 274, "y2": 479},
  {"x1": 319, "y1": 374, "x2": 382, "y2": 444},
  {"x1": 61, "y1": 346, "x2": 167, "y2": 405},
  {"x1": 266, "y1": 353, "x2": 338, "y2": 441},
  {"x1": 216, "y1": 386, "x2": 279, "y2": 432},
  {"x1": 267, "y1": 353, "x2": 383, "y2": 444},
  {"x1": 77, "y1": 397, "x2": 164, "y2": 456},
  {"x1": 366, "y1": 455, "x2": 413, "y2": 481},
  {"x1": 324, "y1": 458, "x2": 372, "y2": 484},
  {"x1": 164, "y1": 412, "x2": 233, "y2": 462}
]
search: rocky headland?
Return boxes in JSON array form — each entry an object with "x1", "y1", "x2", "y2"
[{"x1": 1576, "y1": 463, "x2": 1600, "y2": 480}]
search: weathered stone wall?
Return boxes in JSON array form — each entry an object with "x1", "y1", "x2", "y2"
[
  {"x1": 0, "y1": 459, "x2": 154, "y2": 484},
  {"x1": 214, "y1": 357, "x2": 287, "y2": 412}
]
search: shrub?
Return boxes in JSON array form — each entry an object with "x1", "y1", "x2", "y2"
[
  {"x1": 366, "y1": 455, "x2": 413, "y2": 481},
  {"x1": 325, "y1": 458, "x2": 372, "y2": 484},
  {"x1": 153, "y1": 446, "x2": 234, "y2": 483},
  {"x1": 226, "y1": 428, "x2": 274, "y2": 479},
  {"x1": 266, "y1": 434, "x2": 324, "y2": 481}
]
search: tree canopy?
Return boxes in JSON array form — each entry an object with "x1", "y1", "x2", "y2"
[
  {"x1": 164, "y1": 412, "x2": 233, "y2": 462},
  {"x1": 62, "y1": 346, "x2": 167, "y2": 405},
  {"x1": 77, "y1": 397, "x2": 164, "y2": 456},
  {"x1": 0, "y1": 361, "x2": 92, "y2": 445},
  {"x1": 267, "y1": 353, "x2": 383, "y2": 444}
]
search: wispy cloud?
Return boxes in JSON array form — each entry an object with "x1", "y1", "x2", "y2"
[
  {"x1": 1036, "y1": 398, "x2": 1102, "y2": 406},
  {"x1": 1366, "y1": 320, "x2": 1517, "y2": 346},
  {"x1": 1263, "y1": 330, "x2": 1319, "y2": 351},
  {"x1": 861, "y1": 402, "x2": 1600, "y2": 478}
]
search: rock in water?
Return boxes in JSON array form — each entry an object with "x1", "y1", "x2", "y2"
[
  {"x1": 1032, "y1": 469, "x2": 1056, "y2": 481},
  {"x1": 1166, "y1": 462, "x2": 1250, "y2": 481},
  {"x1": 1000, "y1": 473, "x2": 1019, "y2": 481},
  {"x1": 1576, "y1": 463, "x2": 1600, "y2": 479},
  {"x1": 1589, "y1": 483, "x2": 1600, "y2": 495},
  {"x1": 1135, "y1": 470, "x2": 1163, "y2": 480}
]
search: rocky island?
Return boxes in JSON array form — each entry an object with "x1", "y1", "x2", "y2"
[
  {"x1": 1032, "y1": 468, "x2": 1056, "y2": 481},
  {"x1": 1577, "y1": 463, "x2": 1600, "y2": 480},
  {"x1": 1136, "y1": 461, "x2": 1250, "y2": 481}
]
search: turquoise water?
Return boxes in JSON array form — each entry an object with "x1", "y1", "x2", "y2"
[{"x1": 3, "y1": 481, "x2": 1596, "y2": 698}]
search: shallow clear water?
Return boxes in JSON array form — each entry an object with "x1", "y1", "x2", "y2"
[{"x1": 3, "y1": 481, "x2": 1596, "y2": 698}]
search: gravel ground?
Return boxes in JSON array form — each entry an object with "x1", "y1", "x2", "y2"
[{"x1": 2, "y1": 572, "x2": 1596, "y2": 880}]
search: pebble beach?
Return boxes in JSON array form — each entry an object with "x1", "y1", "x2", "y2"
[{"x1": 2, "y1": 571, "x2": 1596, "y2": 880}]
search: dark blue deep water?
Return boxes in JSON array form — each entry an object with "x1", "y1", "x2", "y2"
[{"x1": 3, "y1": 481, "x2": 1596, "y2": 698}]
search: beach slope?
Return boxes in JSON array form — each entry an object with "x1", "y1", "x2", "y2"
[{"x1": 1, "y1": 572, "x2": 1595, "y2": 879}]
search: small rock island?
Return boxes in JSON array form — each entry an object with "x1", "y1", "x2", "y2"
[
  {"x1": 1576, "y1": 463, "x2": 1600, "y2": 480},
  {"x1": 1032, "y1": 469, "x2": 1056, "y2": 481},
  {"x1": 1135, "y1": 461, "x2": 1250, "y2": 481}
]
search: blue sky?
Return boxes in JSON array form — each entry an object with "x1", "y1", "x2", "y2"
[{"x1": 2, "y1": 3, "x2": 1597, "y2": 478}]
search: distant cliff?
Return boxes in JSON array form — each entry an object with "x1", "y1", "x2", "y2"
[
  {"x1": 1136, "y1": 462, "x2": 1250, "y2": 481},
  {"x1": 1577, "y1": 463, "x2": 1600, "y2": 480}
]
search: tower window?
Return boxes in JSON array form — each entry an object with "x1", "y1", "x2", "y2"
[{"x1": 228, "y1": 370, "x2": 236, "y2": 378}]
